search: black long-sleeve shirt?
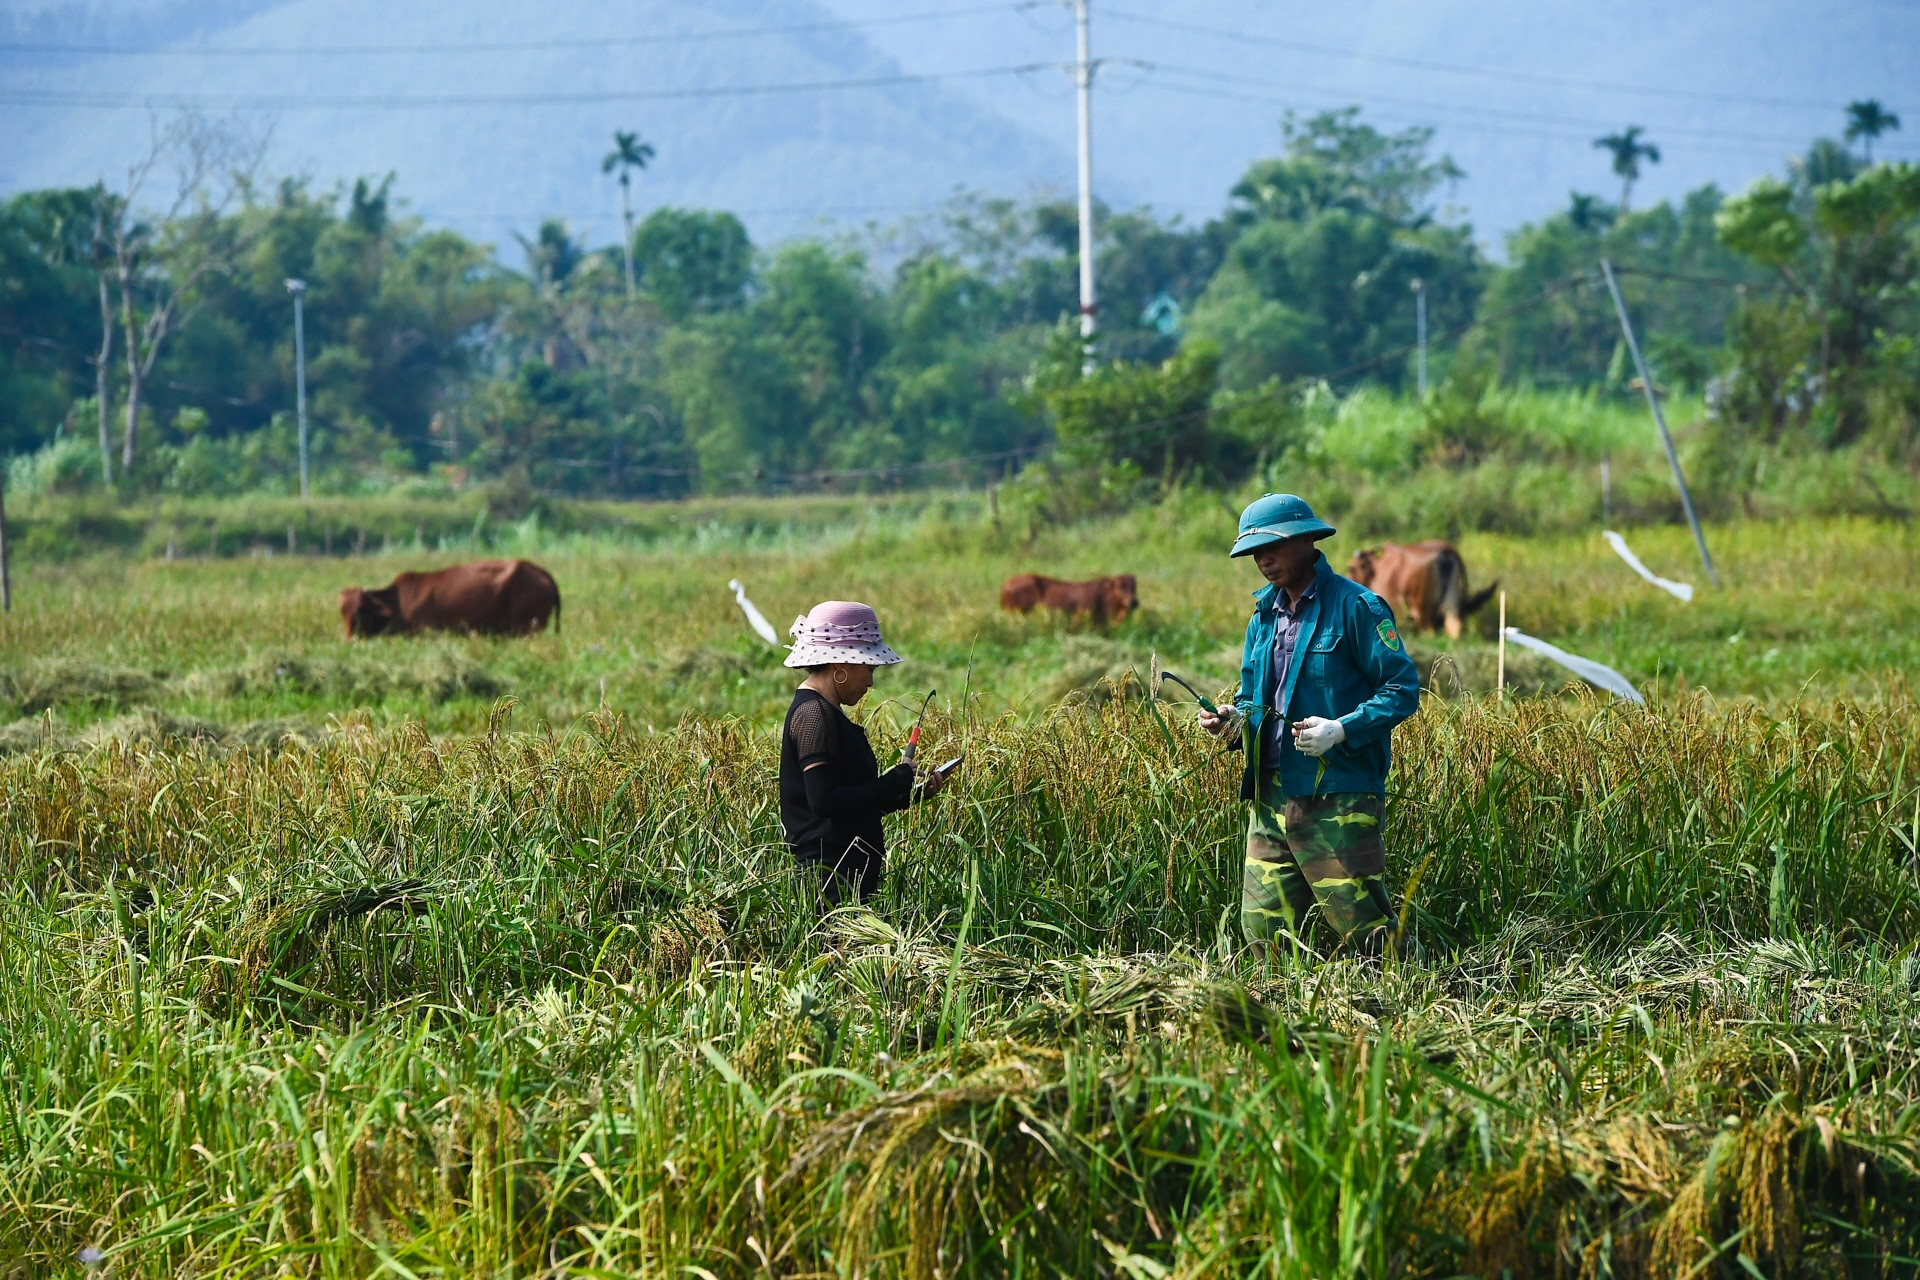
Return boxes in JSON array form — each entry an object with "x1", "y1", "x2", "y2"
[{"x1": 779, "y1": 688, "x2": 914, "y2": 868}]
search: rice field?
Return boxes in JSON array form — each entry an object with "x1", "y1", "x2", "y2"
[
  {"x1": 1, "y1": 492, "x2": 1916, "y2": 740},
  {"x1": 2, "y1": 495, "x2": 1919, "y2": 1276}
]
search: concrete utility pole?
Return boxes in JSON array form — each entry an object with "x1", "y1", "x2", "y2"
[
  {"x1": 1411, "y1": 277, "x2": 1428, "y2": 397},
  {"x1": 1072, "y1": 0, "x2": 1096, "y2": 368},
  {"x1": 286, "y1": 278, "x2": 309, "y2": 501},
  {"x1": 1600, "y1": 257, "x2": 1719, "y2": 587}
]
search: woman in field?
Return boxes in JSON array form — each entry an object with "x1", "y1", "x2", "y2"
[{"x1": 780, "y1": 600, "x2": 945, "y2": 906}]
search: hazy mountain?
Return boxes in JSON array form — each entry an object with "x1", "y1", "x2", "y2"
[
  {"x1": 2, "y1": 0, "x2": 1914, "y2": 259},
  {"x1": 0, "y1": 0, "x2": 1078, "y2": 253}
]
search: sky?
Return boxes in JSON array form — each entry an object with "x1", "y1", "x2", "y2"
[
  {"x1": 2, "y1": 0, "x2": 1915, "y2": 259},
  {"x1": 820, "y1": 0, "x2": 1920, "y2": 247}
]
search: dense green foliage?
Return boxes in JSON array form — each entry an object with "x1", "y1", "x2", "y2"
[
  {"x1": 0, "y1": 187, "x2": 102, "y2": 458},
  {"x1": 1714, "y1": 157, "x2": 1920, "y2": 451},
  {"x1": 6, "y1": 109, "x2": 1915, "y2": 516},
  {"x1": 1471, "y1": 187, "x2": 1765, "y2": 392},
  {"x1": 1186, "y1": 109, "x2": 1483, "y2": 392},
  {"x1": 1, "y1": 175, "x2": 507, "y2": 493}
]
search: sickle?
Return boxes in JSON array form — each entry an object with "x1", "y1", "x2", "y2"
[
  {"x1": 903, "y1": 689, "x2": 936, "y2": 763},
  {"x1": 1157, "y1": 670, "x2": 1219, "y2": 714}
]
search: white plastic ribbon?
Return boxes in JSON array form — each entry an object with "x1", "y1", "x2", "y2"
[
  {"x1": 1502, "y1": 627, "x2": 1646, "y2": 705},
  {"x1": 727, "y1": 579, "x2": 780, "y2": 646},
  {"x1": 1603, "y1": 530, "x2": 1693, "y2": 603}
]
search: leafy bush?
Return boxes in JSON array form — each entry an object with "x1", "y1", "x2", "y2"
[
  {"x1": 1417, "y1": 362, "x2": 1522, "y2": 467},
  {"x1": 6, "y1": 435, "x2": 105, "y2": 497},
  {"x1": 1715, "y1": 162, "x2": 1920, "y2": 450},
  {"x1": 1011, "y1": 324, "x2": 1259, "y2": 522}
]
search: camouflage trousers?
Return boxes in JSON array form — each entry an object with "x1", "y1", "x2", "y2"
[{"x1": 1241, "y1": 780, "x2": 1394, "y2": 953}]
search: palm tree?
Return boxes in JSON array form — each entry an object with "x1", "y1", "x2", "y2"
[
  {"x1": 1593, "y1": 127, "x2": 1660, "y2": 214},
  {"x1": 514, "y1": 219, "x2": 583, "y2": 292},
  {"x1": 602, "y1": 130, "x2": 656, "y2": 297},
  {"x1": 1844, "y1": 99, "x2": 1901, "y2": 165},
  {"x1": 1567, "y1": 192, "x2": 1614, "y2": 233}
]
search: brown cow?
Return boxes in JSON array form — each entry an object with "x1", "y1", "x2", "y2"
[
  {"x1": 999, "y1": 573, "x2": 1139, "y2": 624},
  {"x1": 1346, "y1": 541, "x2": 1495, "y2": 639},
  {"x1": 340, "y1": 560, "x2": 561, "y2": 639}
]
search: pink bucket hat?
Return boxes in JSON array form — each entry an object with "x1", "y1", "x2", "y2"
[{"x1": 784, "y1": 600, "x2": 904, "y2": 669}]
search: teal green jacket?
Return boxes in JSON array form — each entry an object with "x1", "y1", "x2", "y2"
[{"x1": 1233, "y1": 553, "x2": 1420, "y2": 800}]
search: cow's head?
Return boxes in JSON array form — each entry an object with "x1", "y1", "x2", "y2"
[
  {"x1": 1106, "y1": 574, "x2": 1140, "y2": 621},
  {"x1": 1347, "y1": 548, "x2": 1382, "y2": 586},
  {"x1": 340, "y1": 585, "x2": 398, "y2": 639}
]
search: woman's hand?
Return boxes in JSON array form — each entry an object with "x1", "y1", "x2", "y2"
[
  {"x1": 1197, "y1": 706, "x2": 1236, "y2": 739},
  {"x1": 915, "y1": 762, "x2": 949, "y2": 798}
]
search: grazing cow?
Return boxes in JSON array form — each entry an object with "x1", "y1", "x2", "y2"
[
  {"x1": 340, "y1": 560, "x2": 561, "y2": 639},
  {"x1": 999, "y1": 573, "x2": 1139, "y2": 624},
  {"x1": 1346, "y1": 541, "x2": 1495, "y2": 640}
]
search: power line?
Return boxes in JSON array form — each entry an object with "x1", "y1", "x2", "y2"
[
  {"x1": 1101, "y1": 7, "x2": 1903, "y2": 117},
  {"x1": 10, "y1": 1, "x2": 1871, "y2": 123},
  {"x1": 0, "y1": 62, "x2": 1057, "y2": 111},
  {"x1": 1140, "y1": 61, "x2": 1850, "y2": 151},
  {"x1": 1611, "y1": 265, "x2": 1767, "y2": 289},
  {"x1": 4, "y1": 33, "x2": 1891, "y2": 169},
  {"x1": 0, "y1": 4, "x2": 1019, "y2": 56},
  {"x1": 1134, "y1": 79, "x2": 1879, "y2": 162},
  {"x1": 412, "y1": 203, "x2": 943, "y2": 226}
]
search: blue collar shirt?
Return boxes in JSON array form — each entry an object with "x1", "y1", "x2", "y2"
[{"x1": 1262, "y1": 579, "x2": 1317, "y2": 761}]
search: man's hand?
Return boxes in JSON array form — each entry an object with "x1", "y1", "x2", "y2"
[
  {"x1": 1291, "y1": 716, "x2": 1347, "y2": 758},
  {"x1": 915, "y1": 763, "x2": 949, "y2": 798},
  {"x1": 1197, "y1": 706, "x2": 1235, "y2": 739}
]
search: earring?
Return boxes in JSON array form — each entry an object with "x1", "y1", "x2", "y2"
[{"x1": 833, "y1": 669, "x2": 848, "y2": 685}]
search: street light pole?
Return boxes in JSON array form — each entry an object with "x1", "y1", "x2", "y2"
[
  {"x1": 1411, "y1": 277, "x2": 1428, "y2": 397},
  {"x1": 286, "y1": 278, "x2": 309, "y2": 501},
  {"x1": 1072, "y1": 0, "x2": 1096, "y2": 370}
]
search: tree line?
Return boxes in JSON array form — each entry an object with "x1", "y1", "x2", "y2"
[{"x1": 1, "y1": 105, "x2": 1914, "y2": 502}]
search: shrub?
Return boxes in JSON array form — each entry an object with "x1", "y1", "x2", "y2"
[{"x1": 6, "y1": 435, "x2": 104, "y2": 497}]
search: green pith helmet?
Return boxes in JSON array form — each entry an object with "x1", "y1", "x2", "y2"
[{"x1": 1229, "y1": 493, "x2": 1336, "y2": 557}]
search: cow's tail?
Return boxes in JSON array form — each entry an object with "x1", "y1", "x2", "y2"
[
  {"x1": 1460, "y1": 580, "x2": 1499, "y2": 620},
  {"x1": 1435, "y1": 550, "x2": 1467, "y2": 624}
]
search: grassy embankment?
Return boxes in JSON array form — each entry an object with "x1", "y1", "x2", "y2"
[{"x1": 1, "y1": 488, "x2": 1919, "y2": 1275}]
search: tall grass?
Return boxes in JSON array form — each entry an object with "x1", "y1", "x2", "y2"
[
  {"x1": 3, "y1": 690, "x2": 1918, "y2": 1275},
  {"x1": 3, "y1": 490, "x2": 1918, "y2": 1273},
  {"x1": 1289, "y1": 384, "x2": 1920, "y2": 535}
]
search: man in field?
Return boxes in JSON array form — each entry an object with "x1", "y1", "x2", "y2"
[{"x1": 1198, "y1": 494, "x2": 1420, "y2": 956}]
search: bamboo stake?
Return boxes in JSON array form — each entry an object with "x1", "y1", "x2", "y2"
[{"x1": 1496, "y1": 591, "x2": 1506, "y2": 701}]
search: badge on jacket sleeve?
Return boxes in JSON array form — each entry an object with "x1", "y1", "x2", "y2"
[{"x1": 1376, "y1": 619, "x2": 1402, "y2": 651}]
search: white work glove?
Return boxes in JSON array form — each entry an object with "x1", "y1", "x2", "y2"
[{"x1": 1291, "y1": 716, "x2": 1347, "y2": 758}]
